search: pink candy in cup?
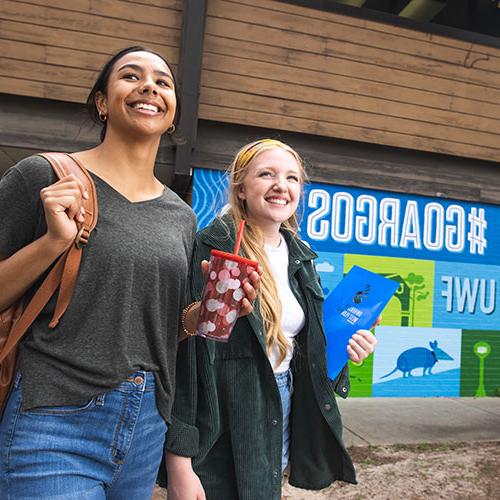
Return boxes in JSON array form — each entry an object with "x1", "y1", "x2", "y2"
[{"x1": 195, "y1": 250, "x2": 258, "y2": 342}]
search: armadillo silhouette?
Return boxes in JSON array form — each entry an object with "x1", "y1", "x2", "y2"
[{"x1": 381, "y1": 340, "x2": 453, "y2": 378}]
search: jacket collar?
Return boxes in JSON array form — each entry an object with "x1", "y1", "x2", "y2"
[{"x1": 198, "y1": 215, "x2": 318, "y2": 263}]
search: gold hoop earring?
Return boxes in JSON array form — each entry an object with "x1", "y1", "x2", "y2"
[
  {"x1": 166, "y1": 124, "x2": 176, "y2": 135},
  {"x1": 99, "y1": 112, "x2": 107, "y2": 122}
]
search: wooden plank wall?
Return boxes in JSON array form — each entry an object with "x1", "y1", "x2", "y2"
[
  {"x1": 2, "y1": 0, "x2": 500, "y2": 165},
  {"x1": 0, "y1": 0, "x2": 183, "y2": 104},
  {"x1": 200, "y1": 0, "x2": 500, "y2": 163}
]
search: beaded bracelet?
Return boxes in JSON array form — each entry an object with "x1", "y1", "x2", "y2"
[{"x1": 181, "y1": 301, "x2": 199, "y2": 338}]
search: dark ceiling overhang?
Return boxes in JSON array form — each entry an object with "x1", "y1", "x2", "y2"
[{"x1": 399, "y1": 0, "x2": 447, "y2": 21}]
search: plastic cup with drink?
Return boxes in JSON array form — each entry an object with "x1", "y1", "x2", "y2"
[{"x1": 196, "y1": 221, "x2": 258, "y2": 342}]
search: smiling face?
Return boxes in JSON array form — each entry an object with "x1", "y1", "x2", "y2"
[
  {"x1": 95, "y1": 51, "x2": 176, "y2": 139},
  {"x1": 238, "y1": 147, "x2": 302, "y2": 235}
]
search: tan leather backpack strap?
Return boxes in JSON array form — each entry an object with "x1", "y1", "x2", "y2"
[
  {"x1": 47, "y1": 244, "x2": 83, "y2": 328},
  {"x1": 38, "y1": 153, "x2": 98, "y2": 328},
  {"x1": 38, "y1": 153, "x2": 98, "y2": 237},
  {"x1": 0, "y1": 252, "x2": 66, "y2": 363}
]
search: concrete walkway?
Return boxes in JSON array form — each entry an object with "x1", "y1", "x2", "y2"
[{"x1": 337, "y1": 397, "x2": 500, "y2": 446}]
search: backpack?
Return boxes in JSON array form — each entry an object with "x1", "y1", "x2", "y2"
[{"x1": 0, "y1": 153, "x2": 98, "y2": 416}]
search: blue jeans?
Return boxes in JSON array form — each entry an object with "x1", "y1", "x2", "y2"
[
  {"x1": 275, "y1": 370, "x2": 293, "y2": 474},
  {"x1": 0, "y1": 371, "x2": 167, "y2": 499}
]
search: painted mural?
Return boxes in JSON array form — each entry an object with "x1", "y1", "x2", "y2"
[{"x1": 193, "y1": 168, "x2": 500, "y2": 398}]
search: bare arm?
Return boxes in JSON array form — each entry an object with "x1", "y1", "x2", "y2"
[
  {"x1": 0, "y1": 237, "x2": 68, "y2": 310},
  {"x1": 0, "y1": 175, "x2": 88, "y2": 310}
]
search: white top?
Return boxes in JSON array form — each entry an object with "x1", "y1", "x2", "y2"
[{"x1": 265, "y1": 235, "x2": 305, "y2": 373}]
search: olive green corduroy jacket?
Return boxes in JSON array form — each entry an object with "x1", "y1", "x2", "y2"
[{"x1": 162, "y1": 217, "x2": 356, "y2": 499}]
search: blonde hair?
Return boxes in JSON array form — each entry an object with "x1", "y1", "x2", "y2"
[{"x1": 226, "y1": 139, "x2": 307, "y2": 366}]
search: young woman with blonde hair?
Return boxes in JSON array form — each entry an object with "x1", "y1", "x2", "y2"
[{"x1": 165, "y1": 139, "x2": 377, "y2": 500}]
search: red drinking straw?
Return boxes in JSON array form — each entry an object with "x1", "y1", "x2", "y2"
[{"x1": 234, "y1": 220, "x2": 245, "y2": 255}]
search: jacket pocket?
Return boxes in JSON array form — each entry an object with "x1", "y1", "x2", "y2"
[
  {"x1": 210, "y1": 319, "x2": 259, "y2": 361},
  {"x1": 202, "y1": 337, "x2": 256, "y2": 363},
  {"x1": 212, "y1": 344, "x2": 255, "y2": 360}
]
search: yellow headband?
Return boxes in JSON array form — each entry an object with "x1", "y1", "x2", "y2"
[{"x1": 238, "y1": 139, "x2": 286, "y2": 167}]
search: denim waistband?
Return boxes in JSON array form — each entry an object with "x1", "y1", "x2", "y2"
[
  {"x1": 274, "y1": 369, "x2": 292, "y2": 387},
  {"x1": 117, "y1": 371, "x2": 156, "y2": 392},
  {"x1": 13, "y1": 370, "x2": 156, "y2": 394}
]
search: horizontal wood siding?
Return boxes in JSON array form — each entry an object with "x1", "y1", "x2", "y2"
[
  {"x1": 191, "y1": 121, "x2": 500, "y2": 204},
  {"x1": 200, "y1": 0, "x2": 500, "y2": 162},
  {"x1": 2, "y1": 0, "x2": 500, "y2": 164},
  {"x1": 0, "y1": 0, "x2": 182, "y2": 103}
]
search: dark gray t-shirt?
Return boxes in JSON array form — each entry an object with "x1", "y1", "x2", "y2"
[{"x1": 0, "y1": 155, "x2": 196, "y2": 422}]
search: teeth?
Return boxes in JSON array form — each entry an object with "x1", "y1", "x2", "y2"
[
  {"x1": 267, "y1": 198, "x2": 287, "y2": 206},
  {"x1": 133, "y1": 102, "x2": 159, "y2": 112}
]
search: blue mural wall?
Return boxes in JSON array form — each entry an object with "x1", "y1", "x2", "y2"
[{"x1": 193, "y1": 168, "x2": 500, "y2": 397}]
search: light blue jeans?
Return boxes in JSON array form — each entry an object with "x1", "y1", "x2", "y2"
[
  {"x1": 275, "y1": 370, "x2": 293, "y2": 474},
  {"x1": 0, "y1": 371, "x2": 167, "y2": 499}
]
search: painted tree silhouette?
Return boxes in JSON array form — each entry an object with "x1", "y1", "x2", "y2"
[{"x1": 404, "y1": 272, "x2": 429, "y2": 326}]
